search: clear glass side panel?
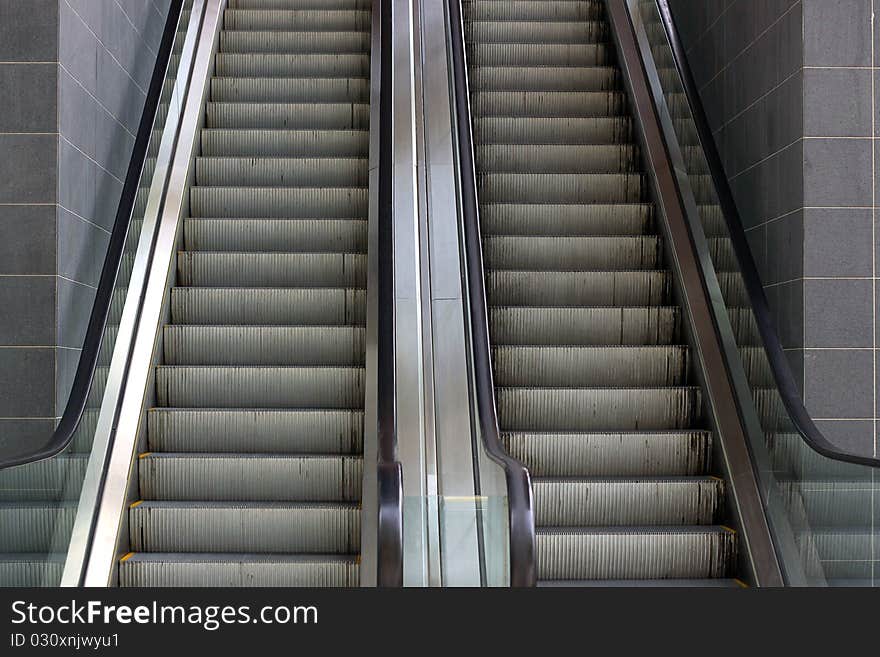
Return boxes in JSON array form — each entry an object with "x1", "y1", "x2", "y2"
[
  {"x1": 0, "y1": 1, "x2": 193, "y2": 587},
  {"x1": 636, "y1": 0, "x2": 879, "y2": 586}
]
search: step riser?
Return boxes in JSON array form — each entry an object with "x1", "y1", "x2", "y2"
[
  {"x1": 184, "y1": 219, "x2": 367, "y2": 252},
  {"x1": 496, "y1": 388, "x2": 701, "y2": 431},
  {"x1": 534, "y1": 480, "x2": 723, "y2": 526},
  {"x1": 489, "y1": 307, "x2": 680, "y2": 346},
  {"x1": 119, "y1": 560, "x2": 359, "y2": 587},
  {"x1": 139, "y1": 458, "x2": 363, "y2": 502},
  {"x1": 201, "y1": 129, "x2": 369, "y2": 157},
  {"x1": 155, "y1": 368, "x2": 365, "y2": 408},
  {"x1": 196, "y1": 158, "x2": 369, "y2": 187},
  {"x1": 493, "y1": 347, "x2": 690, "y2": 387},
  {"x1": 163, "y1": 326, "x2": 366, "y2": 366},
  {"x1": 220, "y1": 30, "x2": 370, "y2": 54},
  {"x1": 215, "y1": 54, "x2": 370, "y2": 77},
  {"x1": 478, "y1": 174, "x2": 645, "y2": 204},
  {"x1": 190, "y1": 188, "x2": 368, "y2": 218},
  {"x1": 537, "y1": 531, "x2": 736, "y2": 580},
  {"x1": 466, "y1": 21, "x2": 610, "y2": 44},
  {"x1": 468, "y1": 44, "x2": 612, "y2": 67},
  {"x1": 477, "y1": 145, "x2": 639, "y2": 173},
  {"x1": 502, "y1": 432, "x2": 712, "y2": 477},
  {"x1": 481, "y1": 204, "x2": 654, "y2": 236},
  {"x1": 487, "y1": 272, "x2": 670, "y2": 307},
  {"x1": 129, "y1": 506, "x2": 360, "y2": 553},
  {"x1": 148, "y1": 410, "x2": 364, "y2": 454},
  {"x1": 476, "y1": 118, "x2": 633, "y2": 145},
  {"x1": 223, "y1": 10, "x2": 371, "y2": 31},
  {"x1": 0, "y1": 458, "x2": 88, "y2": 502},
  {"x1": 466, "y1": 1, "x2": 604, "y2": 22},
  {"x1": 177, "y1": 253, "x2": 367, "y2": 287},
  {"x1": 206, "y1": 104, "x2": 370, "y2": 130},
  {"x1": 0, "y1": 508, "x2": 76, "y2": 552},
  {"x1": 484, "y1": 236, "x2": 660, "y2": 270},
  {"x1": 211, "y1": 78, "x2": 369, "y2": 103},
  {"x1": 470, "y1": 67, "x2": 621, "y2": 93},
  {"x1": 170, "y1": 288, "x2": 367, "y2": 325}
]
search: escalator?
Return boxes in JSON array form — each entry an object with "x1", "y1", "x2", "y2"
[
  {"x1": 459, "y1": 0, "x2": 737, "y2": 586},
  {"x1": 119, "y1": 0, "x2": 372, "y2": 587}
]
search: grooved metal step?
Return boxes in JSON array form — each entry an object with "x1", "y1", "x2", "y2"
[
  {"x1": 480, "y1": 203, "x2": 654, "y2": 236},
  {"x1": 496, "y1": 387, "x2": 701, "y2": 431},
  {"x1": 201, "y1": 129, "x2": 369, "y2": 156},
  {"x1": 475, "y1": 116, "x2": 633, "y2": 144},
  {"x1": 119, "y1": 553, "x2": 359, "y2": 587},
  {"x1": 466, "y1": 20, "x2": 610, "y2": 44},
  {"x1": 196, "y1": 157, "x2": 369, "y2": 186},
  {"x1": 489, "y1": 307, "x2": 680, "y2": 345},
  {"x1": 220, "y1": 30, "x2": 370, "y2": 54},
  {"x1": 211, "y1": 77, "x2": 369, "y2": 102},
  {"x1": 138, "y1": 454, "x2": 362, "y2": 501},
  {"x1": 148, "y1": 409, "x2": 364, "y2": 454},
  {"x1": 206, "y1": 103, "x2": 370, "y2": 129},
  {"x1": 128, "y1": 501, "x2": 360, "y2": 553},
  {"x1": 476, "y1": 144, "x2": 638, "y2": 172},
  {"x1": 176, "y1": 252, "x2": 367, "y2": 287},
  {"x1": 190, "y1": 187, "x2": 368, "y2": 218},
  {"x1": 493, "y1": 345, "x2": 690, "y2": 387},
  {"x1": 470, "y1": 66, "x2": 621, "y2": 92},
  {"x1": 501, "y1": 431, "x2": 712, "y2": 477},
  {"x1": 486, "y1": 270, "x2": 670, "y2": 306},
  {"x1": 483, "y1": 235, "x2": 659, "y2": 270},
  {"x1": 478, "y1": 173, "x2": 645, "y2": 203},
  {"x1": 468, "y1": 43, "x2": 612, "y2": 67},
  {"x1": 215, "y1": 53, "x2": 370, "y2": 77},
  {"x1": 184, "y1": 218, "x2": 367, "y2": 252},
  {"x1": 0, "y1": 455, "x2": 89, "y2": 502},
  {"x1": 467, "y1": 1, "x2": 604, "y2": 22},
  {"x1": 223, "y1": 9, "x2": 371, "y2": 31},
  {"x1": 0, "y1": 504, "x2": 76, "y2": 552},
  {"x1": 536, "y1": 526, "x2": 736, "y2": 580},
  {"x1": 170, "y1": 287, "x2": 366, "y2": 325},
  {"x1": 163, "y1": 325, "x2": 366, "y2": 365},
  {"x1": 0, "y1": 554, "x2": 65, "y2": 587},
  {"x1": 155, "y1": 366, "x2": 365, "y2": 408},
  {"x1": 533, "y1": 477, "x2": 723, "y2": 526}
]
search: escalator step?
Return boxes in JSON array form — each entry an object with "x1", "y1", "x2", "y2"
[
  {"x1": 184, "y1": 217, "x2": 367, "y2": 252},
  {"x1": 229, "y1": 0, "x2": 372, "y2": 8},
  {"x1": 489, "y1": 306, "x2": 681, "y2": 345},
  {"x1": 465, "y1": 20, "x2": 610, "y2": 44},
  {"x1": 469, "y1": 66, "x2": 621, "y2": 92},
  {"x1": 538, "y1": 578, "x2": 744, "y2": 587},
  {"x1": 0, "y1": 503, "x2": 77, "y2": 552},
  {"x1": 190, "y1": 186, "x2": 368, "y2": 218},
  {"x1": 496, "y1": 387, "x2": 701, "y2": 431},
  {"x1": 0, "y1": 455, "x2": 89, "y2": 502},
  {"x1": 468, "y1": 43, "x2": 612, "y2": 67},
  {"x1": 486, "y1": 270, "x2": 670, "y2": 306},
  {"x1": 536, "y1": 526, "x2": 736, "y2": 580},
  {"x1": 128, "y1": 502, "x2": 360, "y2": 553},
  {"x1": 478, "y1": 173, "x2": 645, "y2": 204},
  {"x1": 215, "y1": 53, "x2": 370, "y2": 77},
  {"x1": 475, "y1": 116, "x2": 633, "y2": 144},
  {"x1": 170, "y1": 287, "x2": 366, "y2": 325},
  {"x1": 138, "y1": 454, "x2": 362, "y2": 501},
  {"x1": 0, "y1": 554, "x2": 65, "y2": 587},
  {"x1": 201, "y1": 128, "x2": 369, "y2": 157},
  {"x1": 533, "y1": 477, "x2": 723, "y2": 526},
  {"x1": 155, "y1": 366, "x2": 364, "y2": 408},
  {"x1": 223, "y1": 10, "x2": 372, "y2": 32},
  {"x1": 211, "y1": 77, "x2": 369, "y2": 102},
  {"x1": 176, "y1": 252, "x2": 367, "y2": 287},
  {"x1": 195, "y1": 156, "x2": 369, "y2": 187},
  {"x1": 163, "y1": 325, "x2": 366, "y2": 366},
  {"x1": 493, "y1": 345, "x2": 690, "y2": 387},
  {"x1": 483, "y1": 235, "x2": 659, "y2": 270},
  {"x1": 219, "y1": 30, "x2": 370, "y2": 54},
  {"x1": 206, "y1": 103, "x2": 370, "y2": 129},
  {"x1": 480, "y1": 203, "x2": 654, "y2": 236},
  {"x1": 476, "y1": 144, "x2": 639, "y2": 173},
  {"x1": 148, "y1": 408, "x2": 364, "y2": 454},
  {"x1": 467, "y1": 0, "x2": 605, "y2": 22},
  {"x1": 119, "y1": 553, "x2": 359, "y2": 587},
  {"x1": 502, "y1": 431, "x2": 712, "y2": 477}
]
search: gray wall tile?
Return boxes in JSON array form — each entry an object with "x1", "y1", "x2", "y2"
[
  {"x1": 0, "y1": 134, "x2": 57, "y2": 204},
  {"x1": 56, "y1": 208, "x2": 110, "y2": 287},
  {"x1": 803, "y1": 138, "x2": 873, "y2": 207},
  {"x1": 0, "y1": 206, "x2": 56, "y2": 276},
  {"x1": 804, "y1": 349, "x2": 873, "y2": 418},
  {"x1": 0, "y1": 64, "x2": 58, "y2": 133},
  {"x1": 56, "y1": 277, "x2": 95, "y2": 350},
  {"x1": 0, "y1": 277, "x2": 55, "y2": 345},
  {"x1": 804, "y1": 68, "x2": 872, "y2": 137},
  {"x1": 804, "y1": 209, "x2": 873, "y2": 277},
  {"x1": 803, "y1": 279, "x2": 873, "y2": 348},
  {"x1": 803, "y1": 0, "x2": 872, "y2": 67},
  {"x1": 0, "y1": 348, "x2": 55, "y2": 417},
  {"x1": 0, "y1": 0, "x2": 59, "y2": 61}
]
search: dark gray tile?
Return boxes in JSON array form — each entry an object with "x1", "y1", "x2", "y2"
[
  {"x1": 804, "y1": 209, "x2": 873, "y2": 277},
  {"x1": 92, "y1": 167, "x2": 125, "y2": 233},
  {"x1": 0, "y1": 206, "x2": 56, "y2": 275},
  {"x1": 804, "y1": 279, "x2": 873, "y2": 348},
  {"x1": 59, "y1": 69, "x2": 98, "y2": 160},
  {"x1": 0, "y1": 64, "x2": 58, "y2": 133},
  {"x1": 804, "y1": 68, "x2": 872, "y2": 137},
  {"x1": 0, "y1": 276, "x2": 55, "y2": 345},
  {"x1": 0, "y1": 347, "x2": 55, "y2": 417},
  {"x1": 730, "y1": 139, "x2": 803, "y2": 227},
  {"x1": 803, "y1": 349, "x2": 873, "y2": 418},
  {"x1": 803, "y1": 0, "x2": 872, "y2": 66},
  {"x1": 803, "y1": 138, "x2": 873, "y2": 207},
  {"x1": 56, "y1": 277, "x2": 95, "y2": 349},
  {"x1": 813, "y1": 420, "x2": 875, "y2": 458},
  {"x1": 0, "y1": 0, "x2": 58, "y2": 61},
  {"x1": 56, "y1": 208, "x2": 110, "y2": 288},
  {"x1": 765, "y1": 211, "x2": 803, "y2": 285},
  {"x1": 0, "y1": 134, "x2": 57, "y2": 204},
  {"x1": 59, "y1": 2, "x2": 98, "y2": 97}
]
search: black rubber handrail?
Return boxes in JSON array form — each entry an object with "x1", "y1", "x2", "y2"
[
  {"x1": 447, "y1": 0, "x2": 537, "y2": 587},
  {"x1": 0, "y1": 0, "x2": 185, "y2": 470},
  {"x1": 655, "y1": 0, "x2": 880, "y2": 469},
  {"x1": 376, "y1": 0, "x2": 404, "y2": 588}
]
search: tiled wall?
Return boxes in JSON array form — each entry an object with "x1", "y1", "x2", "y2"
[
  {"x1": 670, "y1": 0, "x2": 879, "y2": 458},
  {"x1": 0, "y1": 0, "x2": 171, "y2": 450}
]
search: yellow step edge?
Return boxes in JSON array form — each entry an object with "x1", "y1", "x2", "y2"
[
  {"x1": 120, "y1": 552, "x2": 135, "y2": 563},
  {"x1": 138, "y1": 452, "x2": 153, "y2": 459},
  {"x1": 130, "y1": 500, "x2": 144, "y2": 509}
]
